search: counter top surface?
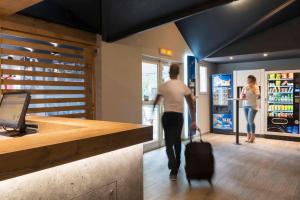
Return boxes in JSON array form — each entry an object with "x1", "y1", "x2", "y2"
[
  {"x1": 0, "y1": 116, "x2": 151, "y2": 154},
  {"x1": 0, "y1": 116, "x2": 152, "y2": 181}
]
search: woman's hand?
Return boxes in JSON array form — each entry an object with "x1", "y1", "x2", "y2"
[{"x1": 240, "y1": 86, "x2": 247, "y2": 99}]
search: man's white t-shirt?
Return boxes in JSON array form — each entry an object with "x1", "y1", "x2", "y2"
[{"x1": 158, "y1": 79, "x2": 191, "y2": 113}]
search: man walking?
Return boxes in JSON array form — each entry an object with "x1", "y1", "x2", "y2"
[{"x1": 153, "y1": 63, "x2": 196, "y2": 181}]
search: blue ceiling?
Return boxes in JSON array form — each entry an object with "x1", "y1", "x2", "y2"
[
  {"x1": 176, "y1": 0, "x2": 300, "y2": 60},
  {"x1": 19, "y1": 0, "x2": 300, "y2": 60},
  {"x1": 101, "y1": 0, "x2": 233, "y2": 41},
  {"x1": 20, "y1": 0, "x2": 233, "y2": 41},
  {"x1": 20, "y1": 0, "x2": 101, "y2": 33}
]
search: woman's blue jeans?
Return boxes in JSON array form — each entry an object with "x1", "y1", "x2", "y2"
[{"x1": 244, "y1": 106, "x2": 257, "y2": 134}]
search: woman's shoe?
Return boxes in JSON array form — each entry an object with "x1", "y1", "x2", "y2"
[
  {"x1": 245, "y1": 137, "x2": 251, "y2": 142},
  {"x1": 249, "y1": 134, "x2": 255, "y2": 143},
  {"x1": 245, "y1": 134, "x2": 251, "y2": 143}
]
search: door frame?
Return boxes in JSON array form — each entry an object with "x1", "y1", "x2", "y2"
[{"x1": 142, "y1": 57, "x2": 184, "y2": 152}]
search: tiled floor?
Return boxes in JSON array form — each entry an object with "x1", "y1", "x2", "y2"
[{"x1": 144, "y1": 134, "x2": 300, "y2": 200}]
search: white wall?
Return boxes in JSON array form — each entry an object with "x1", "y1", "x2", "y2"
[
  {"x1": 101, "y1": 42, "x2": 142, "y2": 123},
  {"x1": 117, "y1": 23, "x2": 192, "y2": 62},
  {"x1": 197, "y1": 95, "x2": 211, "y2": 133},
  {"x1": 196, "y1": 62, "x2": 217, "y2": 133},
  {"x1": 99, "y1": 23, "x2": 192, "y2": 124}
]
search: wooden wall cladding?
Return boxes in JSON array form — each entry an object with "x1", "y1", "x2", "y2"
[{"x1": 0, "y1": 17, "x2": 97, "y2": 119}]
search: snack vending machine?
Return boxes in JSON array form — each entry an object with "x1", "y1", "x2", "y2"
[
  {"x1": 211, "y1": 74, "x2": 233, "y2": 133},
  {"x1": 267, "y1": 72, "x2": 299, "y2": 135}
]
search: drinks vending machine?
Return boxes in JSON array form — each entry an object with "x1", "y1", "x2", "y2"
[{"x1": 211, "y1": 74, "x2": 233, "y2": 133}]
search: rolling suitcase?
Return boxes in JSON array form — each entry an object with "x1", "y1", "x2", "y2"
[{"x1": 185, "y1": 128, "x2": 215, "y2": 186}]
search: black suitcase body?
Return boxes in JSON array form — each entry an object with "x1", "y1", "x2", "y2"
[{"x1": 185, "y1": 128, "x2": 215, "y2": 186}]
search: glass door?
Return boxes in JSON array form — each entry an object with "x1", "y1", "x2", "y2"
[
  {"x1": 142, "y1": 61, "x2": 159, "y2": 147},
  {"x1": 142, "y1": 60, "x2": 171, "y2": 151}
]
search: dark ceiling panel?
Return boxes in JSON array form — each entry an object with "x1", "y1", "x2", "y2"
[
  {"x1": 20, "y1": 0, "x2": 100, "y2": 33},
  {"x1": 176, "y1": 0, "x2": 293, "y2": 60},
  {"x1": 240, "y1": 0, "x2": 300, "y2": 39},
  {"x1": 18, "y1": 0, "x2": 300, "y2": 54},
  {"x1": 204, "y1": 49, "x2": 300, "y2": 64},
  {"x1": 20, "y1": 0, "x2": 232, "y2": 41},
  {"x1": 50, "y1": 0, "x2": 101, "y2": 33},
  {"x1": 102, "y1": 0, "x2": 234, "y2": 42},
  {"x1": 210, "y1": 10, "x2": 300, "y2": 58}
]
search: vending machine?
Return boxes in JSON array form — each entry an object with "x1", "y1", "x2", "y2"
[
  {"x1": 266, "y1": 71, "x2": 300, "y2": 135},
  {"x1": 211, "y1": 74, "x2": 233, "y2": 133}
]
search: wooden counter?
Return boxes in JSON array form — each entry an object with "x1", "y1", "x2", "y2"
[{"x1": 0, "y1": 116, "x2": 152, "y2": 181}]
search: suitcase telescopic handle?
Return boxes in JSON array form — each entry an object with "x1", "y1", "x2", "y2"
[{"x1": 189, "y1": 127, "x2": 202, "y2": 143}]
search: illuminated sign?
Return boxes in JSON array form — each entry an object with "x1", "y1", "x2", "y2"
[{"x1": 159, "y1": 48, "x2": 173, "y2": 57}]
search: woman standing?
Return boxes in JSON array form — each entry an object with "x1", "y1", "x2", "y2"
[{"x1": 240, "y1": 75, "x2": 260, "y2": 143}]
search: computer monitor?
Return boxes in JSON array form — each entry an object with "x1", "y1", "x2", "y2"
[{"x1": 0, "y1": 91, "x2": 31, "y2": 131}]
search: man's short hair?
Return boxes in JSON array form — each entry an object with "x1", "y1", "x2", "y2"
[{"x1": 169, "y1": 64, "x2": 180, "y2": 77}]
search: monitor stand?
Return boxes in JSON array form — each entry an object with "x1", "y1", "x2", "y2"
[
  {"x1": 19, "y1": 122, "x2": 27, "y2": 134},
  {"x1": 18, "y1": 121, "x2": 38, "y2": 136},
  {"x1": 0, "y1": 121, "x2": 37, "y2": 137}
]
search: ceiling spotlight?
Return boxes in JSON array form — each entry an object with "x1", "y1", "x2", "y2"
[
  {"x1": 230, "y1": 0, "x2": 241, "y2": 6},
  {"x1": 263, "y1": 53, "x2": 268, "y2": 57},
  {"x1": 229, "y1": 56, "x2": 234, "y2": 60}
]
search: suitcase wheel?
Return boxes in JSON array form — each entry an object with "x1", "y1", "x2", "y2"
[
  {"x1": 187, "y1": 179, "x2": 191, "y2": 186},
  {"x1": 208, "y1": 179, "x2": 213, "y2": 187}
]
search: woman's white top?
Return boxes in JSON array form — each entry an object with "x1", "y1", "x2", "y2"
[
  {"x1": 241, "y1": 84, "x2": 260, "y2": 110},
  {"x1": 158, "y1": 79, "x2": 191, "y2": 113}
]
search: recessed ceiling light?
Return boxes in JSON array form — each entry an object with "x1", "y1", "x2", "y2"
[
  {"x1": 229, "y1": 56, "x2": 234, "y2": 60},
  {"x1": 263, "y1": 53, "x2": 268, "y2": 57}
]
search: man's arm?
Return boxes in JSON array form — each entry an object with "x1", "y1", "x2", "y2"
[
  {"x1": 152, "y1": 94, "x2": 161, "y2": 112},
  {"x1": 185, "y1": 94, "x2": 197, "y2": 129}
]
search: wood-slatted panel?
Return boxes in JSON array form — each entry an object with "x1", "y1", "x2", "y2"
[
  {"x1": 1, "y1": 49, "x2": 84, "y2": 64},
  {"x1": 31, "y1": 98, "x2": 86, "y2": 104},
  {"x1": 1, "y1": 89, "x2": 85, "y2": 95},
  {"x1": 1, "y1": 38, "x2": 83, "y2": 56},
  {"x1": 28, "y1": 106, "x2": 87, "y2": 113},
  {"x1": 1, "y1": 59, "x2": 85, "y2": 71},
  {"x1": 0, "y1": 26, "x2": 95, "y2": 119},
  {"x1": 1, "y1": 69, "x2": 84, "y2": 79},
  {"x1": 2, "y1": 79, "x2": 84, "y2": 87}
]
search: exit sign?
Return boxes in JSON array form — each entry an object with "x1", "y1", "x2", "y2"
[{"x1": 159, "y1": 48, "x2": 173, "y2": 57}]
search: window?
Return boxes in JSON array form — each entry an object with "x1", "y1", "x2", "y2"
[{"x1": 199, "y1": 65, "x2": 208, "y2": 93}]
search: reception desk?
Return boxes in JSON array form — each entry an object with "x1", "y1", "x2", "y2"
[{"x1": 0, "y1": 116, "x2": 152, "y2": 200}]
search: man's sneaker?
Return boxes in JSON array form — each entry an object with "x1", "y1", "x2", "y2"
[
  {"x1": 170, "y1": 174, "x2": 177, "y2": 181},
  {"x1": 169, "y1": 170, "x2": 178, "y2": 181}
]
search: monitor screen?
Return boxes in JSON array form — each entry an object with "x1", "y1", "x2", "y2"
[{"x1": 0, "y1": 92, "x2": 31, "y2": 129}]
